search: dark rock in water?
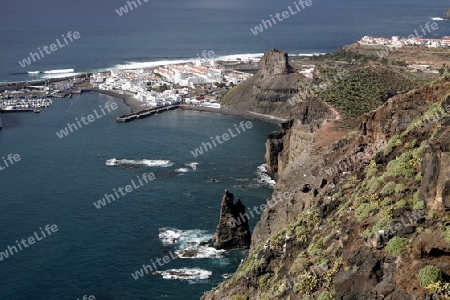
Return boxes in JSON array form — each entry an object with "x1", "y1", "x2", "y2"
[
  {"x1": 209, "y1": 190, "x2": 251, "y2": 249},
  {"x1": 444, "y1": 8, "x2": 450, "y2": 20}
]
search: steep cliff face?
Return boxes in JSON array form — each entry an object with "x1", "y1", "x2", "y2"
[
  {"x1": 203, "y1": 77, "x2": 450, "y2": 300},
  {"x1": 209, "y1": 190, "x2": 251, "y2": 250}
]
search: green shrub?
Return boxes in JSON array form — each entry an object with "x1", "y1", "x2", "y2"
[
  {"x1": 413, "y1": 200, "x2": 425, "y2": 210},
  {"x1": 317, "y1": 291, "x2": 333, "y2": 300},
  {"x1": 385, "y1": 237, "x2": 409, "y2": 255},
  {"x1": 411, "y1": 191, "x2": 424, "y2": 209},
  {"x1": 404, "y1": 139, "x2": 417, "y2": 149},
  {"x1": 386, "y1": 152, "x2": 415, "y2": 178},
  {"x1": 381, "y1": 197, "x2": 393, "y2": 207},
  {"x1": 355, "y1": 203, "x2": 377, "y2": 221},
  {"x1": 418, "y1": 265, "x2": 443, "y2": 288},
  {"x1": 366, "y1": 216, "x2": 394, "y2": 238},
  {"x1": 395, "y1": 199, "x2": 407, "y2": 208},
  {"x1": 367, "y1": 176, "x2": 384, "y2": 193},
  {"x1": 381, "y1": 182, "x2": 397, "y2": 196},
  {"x1": 366, "y1": 160, "x2": 378, "y2": 177},
  {"x1": 290, "y1": 256, "x2": 310, "y2": 275},
  {"x1": 415, "y1": 172, "x2": 423, "y2": 182},
  {"x1": 443, "y1": 227, "x2": 450, "y2": 244},
  {"x1": 298, "y1": 274, "x2": 317, "y2": 294},
  {"x1": 383, "y1": 135, "x2": 402, "y2": 156},
  {"x1": 394, "y1": 183, "x2": 406, "y2": 194}
]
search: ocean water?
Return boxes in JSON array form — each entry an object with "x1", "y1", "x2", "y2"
[
  {"x1": 1, "y1": 1, "x2": 450, "y2": 299},
  {"x1": 0, "y1": 0, "x2": 448, "y2": 83},
  {"x1": 0, "y1": 93, "x2": 277, "y2": 299}
]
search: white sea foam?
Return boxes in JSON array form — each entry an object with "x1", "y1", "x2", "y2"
[
  {"x1": 256, "y1": 164, "x2": 276, "y2": 188},
  {"x1": 175, "y1": 162, "x2": 198, "y2": 173},
  {"x1": 41, "y1": 72, "x2": 79, "y2": 79},
  {"x1": 110, "y1": 53, "x2": 265, "y2": 71},
  {"x1": 185, "y1": 162, "x2": 198, "y2": 171},
  {"x1": 431, "y1": 17, "x2": 444, "y2": 21},
  {"x1": 114, "y1": 60, "x2": 193, "y2": 70},
  {"x1": 155, "y1": 268, "x2": 212, "y2": 280},
  {"x1": 158, "y1": 228, "x2": 225, "y2": 258},
  {"x1": 214, "y1": 53, "x2": 264, "y2": 61},
  {"x1": 106, "y1": 158, "x2": 173, "y2": 167},
  {"x1": 43, "y1": 69, "x2": 75, "y2": 74}
]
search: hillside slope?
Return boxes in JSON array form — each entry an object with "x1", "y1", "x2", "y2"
[{"x1": 203, "y1": 76, "x2": 450, "y2": 300}]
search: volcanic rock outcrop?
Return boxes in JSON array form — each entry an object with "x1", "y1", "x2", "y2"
[
  {"x1": 209, "y1": 190, "x2": 251, "y2": 250},
  {"x1": 444, "y1": 8, "x2": 450, "y2": 20},
  {"x1": 221, "y1": 49, "x2": 312, "y2": 119}
]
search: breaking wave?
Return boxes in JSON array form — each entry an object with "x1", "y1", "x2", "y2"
[
  {"x1": 106, "y1": 158, "x2": 173, "y2": 167},
  {"x1": 256, "y1": 164, "x2": 276, "y2": 188},
  {"x1": 154, "y1": 268, "x2": 212, "y2": 280},
  {"x1": 158, "y1": 228, "x2": 225, "y2": 258},
  {"x1": 174, "y1": 162, "x2": 198, "y2": 173}
]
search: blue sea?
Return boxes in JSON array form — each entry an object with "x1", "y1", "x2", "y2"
[
  {"x1": 0, "y1": 1, "x2": 450, "y2": 299},
  {"x1": 0, "y1": 0, "x2": 448, "y2": 83}
]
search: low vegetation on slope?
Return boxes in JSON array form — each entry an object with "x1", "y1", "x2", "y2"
[
  {"x1": 316, "y1": 65, "x2": 421, "y2": 120},
  {"x1": 204, "y1": 78, "x2": 450, "y2": 300}
]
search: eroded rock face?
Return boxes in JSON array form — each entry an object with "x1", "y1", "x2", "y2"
[
  {"x1": 210, "y1": 190, "x2": 251, "y2": 250},
  {"x1": 421, "y1": 121, "x2": 450, "y2": 211},
  {"x1": 258, "y1": 49, "x2": 294, "y2": 77},
  {"x1": 220, "y1": 49, "x2": 307, "y2": 119}
]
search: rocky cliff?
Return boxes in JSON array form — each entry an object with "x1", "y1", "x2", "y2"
[
  {"x1": 220, "y1": 49, "x2": 316, "y2": 120},
  {"x1": 444, "y1": 8, "x2": 450, "y2": 20},
  {"x1": 203, "y1": 70, "x2": 450, "y2": 299},
  {"x1": 209, "y1": 190, "x2": 251, "y2": 250}
]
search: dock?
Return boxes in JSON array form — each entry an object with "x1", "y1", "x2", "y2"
[{"x1": 116, "y1": 105, "x2": 180, "y2": 122}]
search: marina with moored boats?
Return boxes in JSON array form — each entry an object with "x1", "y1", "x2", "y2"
[{"x1": 0, "y1": 98, "x2": 53, "y2": 113}]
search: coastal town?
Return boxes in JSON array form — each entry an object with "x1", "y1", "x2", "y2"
[
  {"x1": 0, "y1": 56, "x2": 256, "y2": 118},
  {"x1": 90, "y1": 57, "x2": 253, "y2": 109},
  {"x1": 2, "y1": 34, "x2": 450, "y2": 122},
  {"x1": 359, "y1": 35, "x2": 450, "y2": 48}
]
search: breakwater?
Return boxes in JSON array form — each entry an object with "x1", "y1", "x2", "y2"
[{"x1": 116, "y1": 105, "x2": 180, "y2": 122}]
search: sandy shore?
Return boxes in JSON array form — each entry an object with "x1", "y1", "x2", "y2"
[
  {"x1": 93, "y1": 89, "x2": 286, "y2": 125},
  {"x1": 92, "y1": 89, "x2": 145, "y2": 113},
  {"x1": 179, "y1": 105, "x2": 286, "y2": 125}
]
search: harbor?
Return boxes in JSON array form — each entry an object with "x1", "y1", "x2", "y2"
[
  {"x1": 0, "y1": 98, "x2": 53, "y2": 113},
  {"x1": 116, "y1": 105, "x2": 180, "y2": 122}
]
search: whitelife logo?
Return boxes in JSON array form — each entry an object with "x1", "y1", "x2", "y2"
[
  {"x1": 0, "y1": 224, "x2": 58, "y2": 262},
  {"x1": 190, "y1": 121, "x2": 253, "y2": 157},
  {"x1": 93, "y1": 173, "x2": 155, "y2": 209},
  {"x1": 250, "y1": 0, "x2": 313, "y2": 35},
  {"x1": 18, "y1": 31, "x2": 81, "y2": 68},
  {"x1": 115, "y1": 0, "x2": 148, "y2": 16},
  {"x1": 0, "y1": 154, "x2": 21, "y2": 172},
  {"x1": 56, "y1": 102, "x2": 118, "y2": 139}
]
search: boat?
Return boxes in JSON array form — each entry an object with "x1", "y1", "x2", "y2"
[{"x1": 33, "y1": 108, "x2": 40, "y2": 113}]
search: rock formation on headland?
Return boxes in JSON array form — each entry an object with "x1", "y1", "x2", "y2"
[
  {"x1": 444, "y1": 7, "x2": 450, "y2": 20},
  {"x1": 209, "y1": 190, "x2": 251, "y2": 250},
  {"x1": 221, "y1": 49, "x2": 334, "y2": 120},
  {"x1": 203, "y1": 47, "x2": 450, "y2": 299}
]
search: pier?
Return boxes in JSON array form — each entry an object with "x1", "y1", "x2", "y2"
[{"x1": 116, "y1": 105, "x2": 180, "y2": 122}]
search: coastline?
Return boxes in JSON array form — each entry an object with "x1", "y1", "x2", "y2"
[
  {"x1": 92, "y1": 89, "x2": 144, "y2": 113},
  {"x1": 91, "y1": 88, "x2": 286, "y2": 125},
  {"x1": 179, "y1": 105, "x2": 286, "y2": 125}
]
